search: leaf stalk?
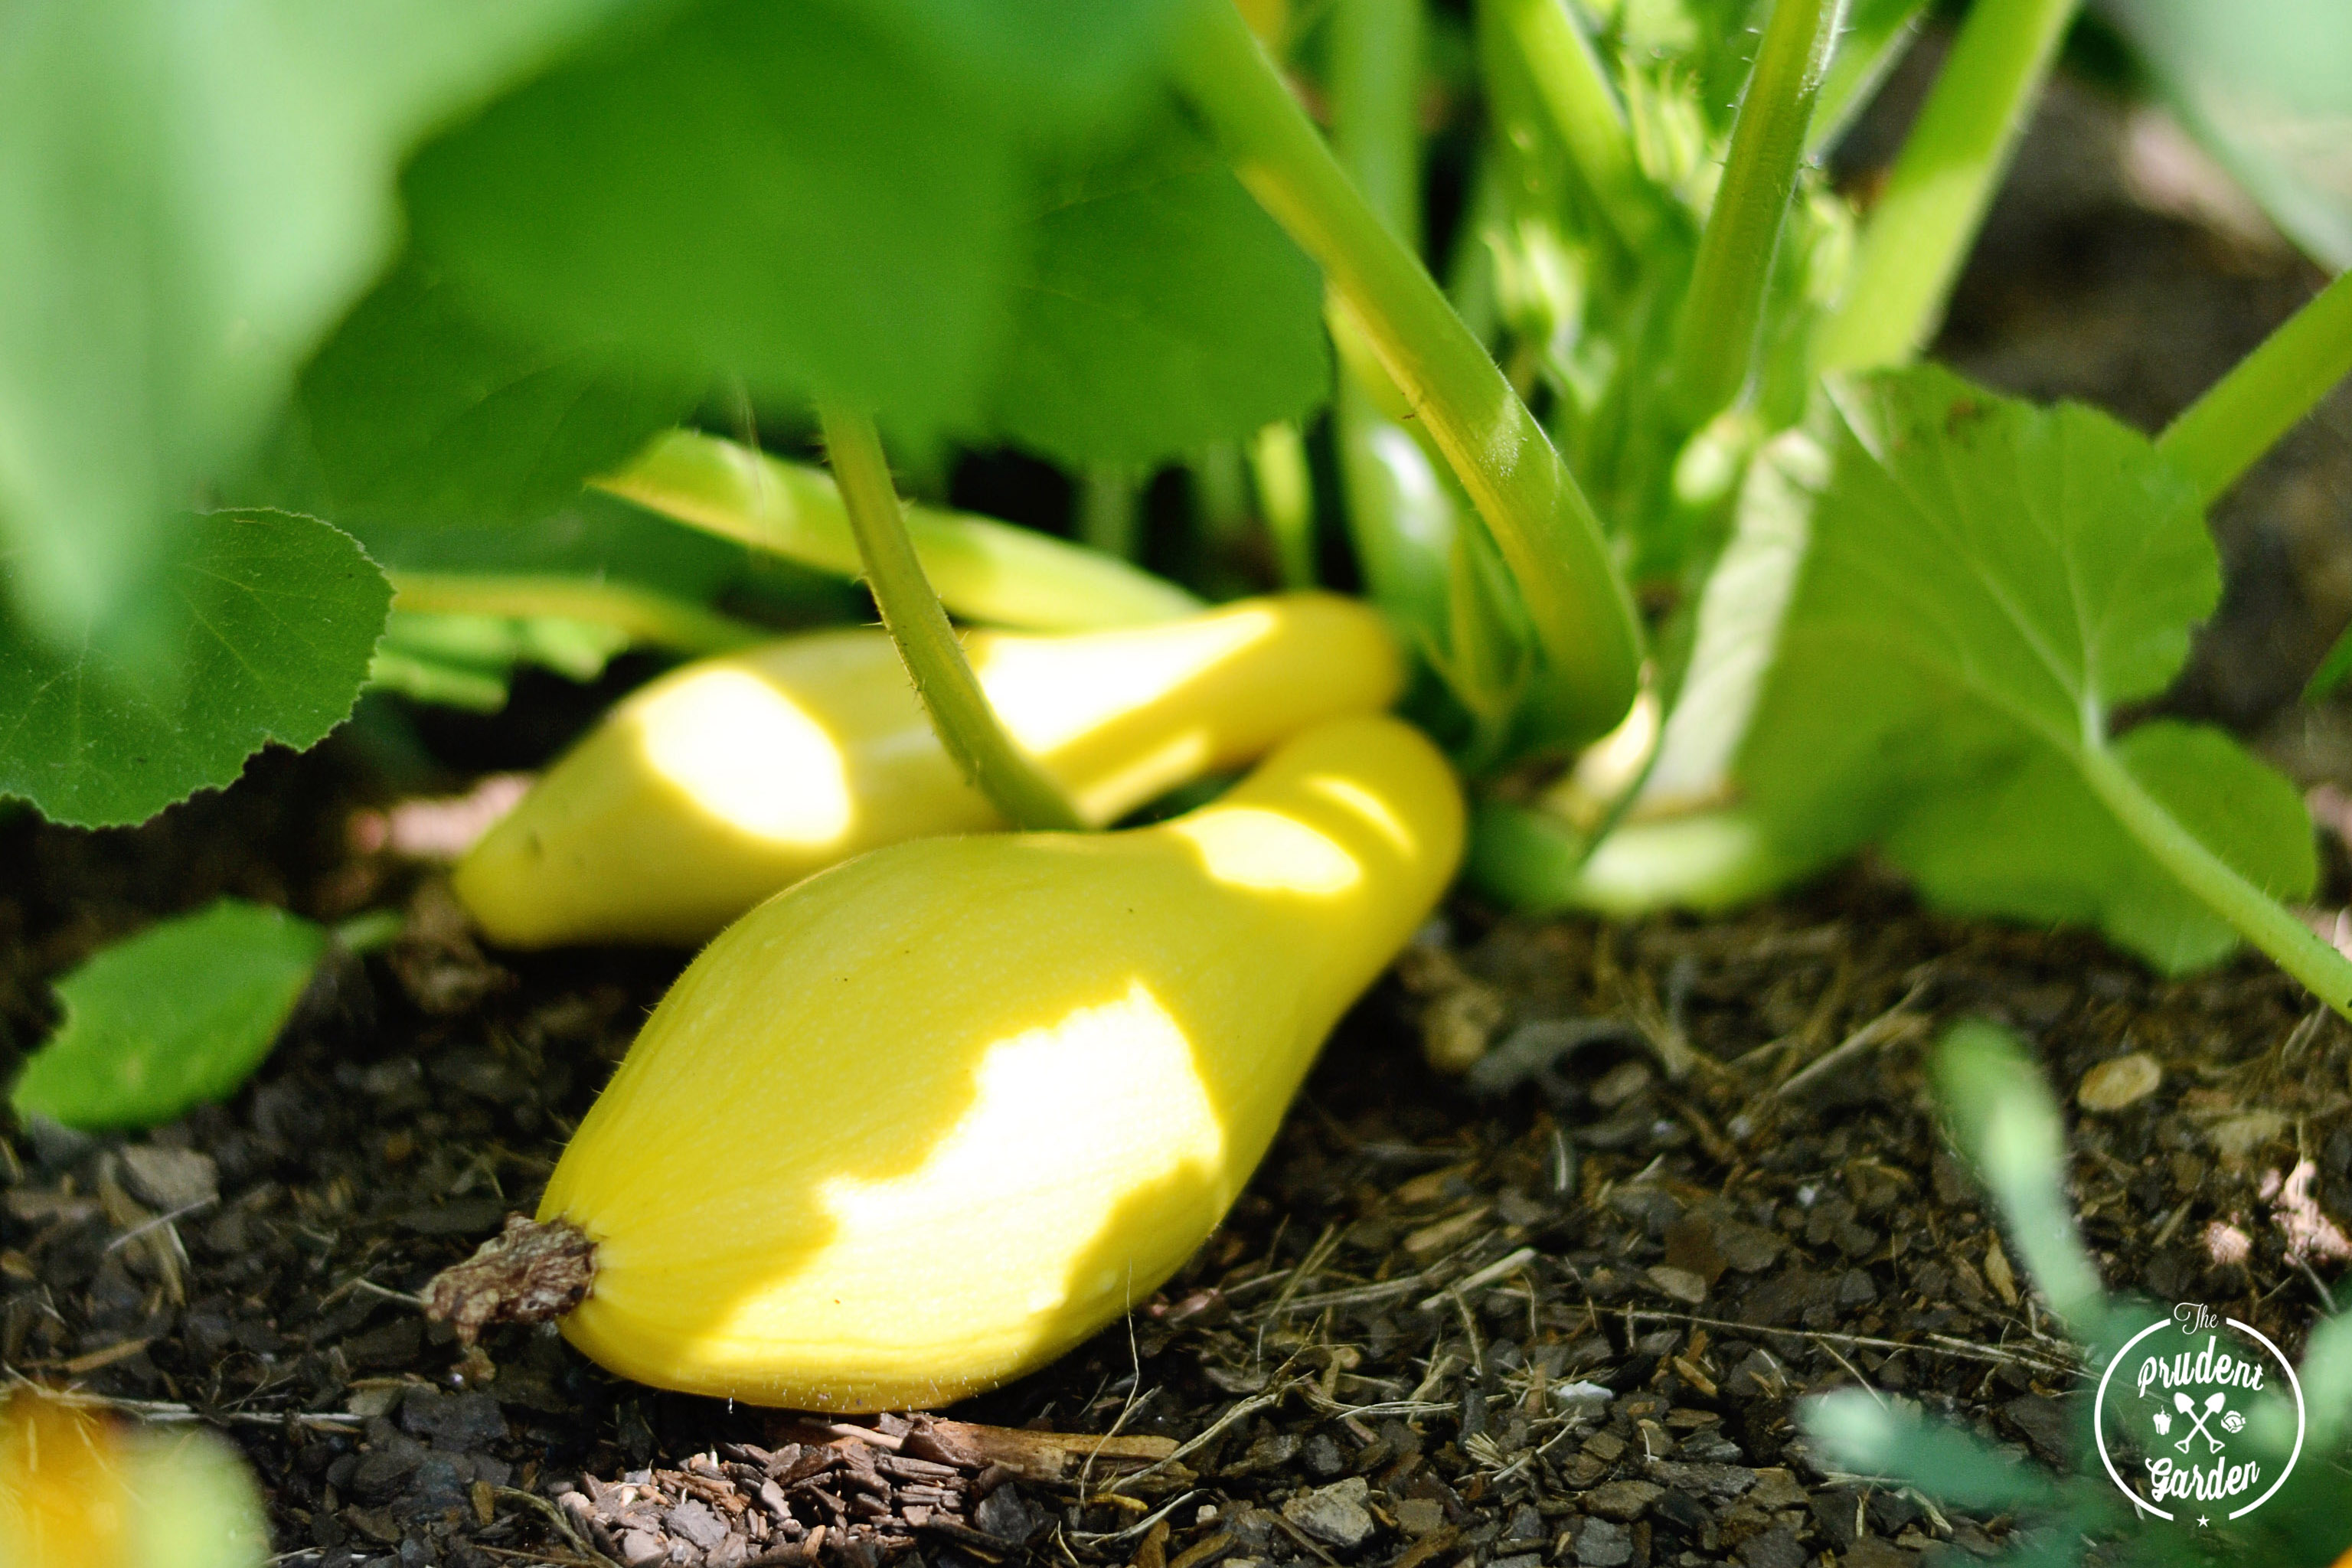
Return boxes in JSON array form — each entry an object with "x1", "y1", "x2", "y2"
[
  {"x1": 1813, "y1": 0, "x2": 2080, "y2": 372},
  {"x1": 1171, "y1": 0, "x2": 1644, "y2": 746},
  {"x1": 2158, "y1": 268, "x2": 2352, "y2": 506}
]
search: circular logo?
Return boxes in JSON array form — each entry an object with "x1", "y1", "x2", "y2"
[{"x1": 2093, "y1": 1303, "x2": 2305, "y2": 1523}]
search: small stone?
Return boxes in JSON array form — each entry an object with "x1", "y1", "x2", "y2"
[
  {"x1": 1747, "y1": 1468, "x2": 1806, "y2": 1510},
  {"x1": 1712, "y1": 1221, "x2": 1783, "y2": 1273},
  {"x1": 2077, "y1": 1053, "x2": 2161, "y2": 1112},
  {"x1": 1736, "y1": 1525, "x2": 1805, "y2": 1568},
  {"x1": 1834, "y1": 1268, "x2": 1879, "y2": 1308},
  {"x1": 119, "y1": 1146, "x2": 219, "y2": 1211},
  {"x1": 665, "y1": 1499, "x2": 728, "y2": 1552},
  {"x1": 400, "y1": 1387, "x2": 508, "y2": 1449},
  {"x1": 1554, "y1": 1380, "x2": 1614, "y2": 1423},
  {"x1": 1282, "y1": 1477, "x2": 1376, "y2": 1550},
  {"x1": 1583, "y1": 1481, "x2": 1663, "y2": 1521},
  {"x1": 616, "y1": 1529, "x2": 666, "y2": 1568},
  {"x1": 1576, "y1": 1517, "x2": 1632, "y2": 1567},
  {"x1": 1302, "y1": 1432, "x2": 1347, "y2": 1480},
  {"x1": 975, "y1": 1485, "x2": 1042, "y2": 1544},
  {"x1": 1395, "y1": 1498, "x2": 1446, "y2": 1537},
  {"x1": 1645, "y1": 1461, "x2": 1756, "y2": 1499},
  {"x1": 1646, "y1": 1265, "x2": 1709, "y2": 1305}
]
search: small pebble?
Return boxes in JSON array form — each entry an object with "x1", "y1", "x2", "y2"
[
  {"x1": 1576, "y1": 1516, "x2": 1632, "y2": 1567},
  {"x1": 2076, "y1": 1053, "x2": 2161, "y2": 1112},
  {"x1": 1282, "y1": 1477, "x2": 1376, "y2": 1550},
  {"x1": 1646, "y1": 1264, "x2": 1709, "y2": 1305}
]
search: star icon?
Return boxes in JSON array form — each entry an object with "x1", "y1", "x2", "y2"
[{"x1": 2198, "y1": 1516, "x2": 2211, "y2": 1527}]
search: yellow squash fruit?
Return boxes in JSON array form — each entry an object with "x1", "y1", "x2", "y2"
[
  {"x1": 0, "y1": 1389, "x2": 267, "y2": 1568},
  {"x1": 453, "y1": 592, "x2": 1402, "y2": 947},
  {"x1": 460, "y1": 715, "x2": 1461, "y2": 1411}
]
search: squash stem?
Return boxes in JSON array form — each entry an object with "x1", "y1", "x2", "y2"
[
  {"x1": 1477, "y1": 0, "x2": 1655, "y2": 253},
  {"x1": 818, "y1": 404, "x2": 1086, "y2": 834},
  {"x1": 1813, "y1": 0, "x2": 2080, "y2": 372},
  {"x1": 1669, "y1": 0, "x2": 1844, "y2": 428},
  {"x1": 2158, "y1": 270, "x2": 2352, "y2": 507},
  {"x1": 1171, "y1": 0, "x2": 1645, "y2": 747}
]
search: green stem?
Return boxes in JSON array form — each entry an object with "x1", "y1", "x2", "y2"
[
  {"x1": 1478, "y1": 0, "x2": 1655, "y2": 253},
  {"x1": 1248, "y1": 421, "x2": 1319, "y2": 589},
  {"x1": 1814, "y1": 0, "x2": 2081, "y2": 372},
  {"x1": 387, "y1": 572, "x2": 765, "y2": 655},
  {"x1": 818, "y1": 404, "x2": 1084, "y2": 834},
  {"x1": 1171, "y1": 0, "x2": 1644, "y2": 745},
  {"x1": 330, "y1": 910, "x2": 407, "y2": 956},
  {"x1": 1806, "y1": 0, "x2": 1931, "y2": 156},
  {"x1": 2077, "y1": 743, "x2": 2352, "y2": 1020},
  {"x1": 599, "y1": 430, "x2": 1200, "y2": 630},
  {"x1": 1330, "y1": 0, "x2": 1459, "y2": 637},
  {"x1": 1078, "y1": 463, "x2": 1144, "y2": 560},
  {"x1": 1670, "y1": 0, "x2": 1844, "y2": 426},
  {"x1": 2158, "y1": 270, "x2": 2352, "y2": 507}
]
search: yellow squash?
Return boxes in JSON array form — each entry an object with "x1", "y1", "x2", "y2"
[
  {"x1": 535, "y1": 714, "x2": 1462, "y2": 1410},
  {"x1": 454, "y1": 593, "x2": 1402, "y2": 947}
]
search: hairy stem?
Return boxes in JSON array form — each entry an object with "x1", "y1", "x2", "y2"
[
  {"x1": 1172, "y1": 0, "x2": 1644, "y2": 745},
  {"x1": 1671, "y1": 0, "x2": 1844, "y2": 426},
  {"x1": 818, "y1": 404, "x2": 1084, "y2": 833},
  {"x1": 1478, "y1": 0, "x2": 1655, "y2": 252},
  {"x1": 388, "y1": 572, "x2": 765, "y2": 655},
  {"x1": 2077, "y1": 743, "x2": 2352, "y2": 1021},
  {"x1": 600, "y1": 430, "x2": 1200, "y2": 630},
  {"x1": 1814, "y1": 0, "x2": 2080, "y2": 372},
  {"x1": 2158, "y1": 269, "x2": 2352, "y2": 506},
  {"x1": 1807, "y1": 0, "x2": 1931, "y2": 155}
]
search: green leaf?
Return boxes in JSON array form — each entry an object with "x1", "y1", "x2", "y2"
[
  {"x1": 249, "y1": 262, "x2": 701, "y2": 534},
  {"x1": 2107, "y1": 0, "x2": 2352, "y2": 269},
  {"x1": 1738, "y1": 367, "x2": 2315, "y2": 972},
  {"x1": 10, "y1": 900, "x2": 328, "y2": 1130},
  {"x1": 0, "y1": 510, "x2": 392, "y2": 828},
  {"x1": 985, "y1": 103, "x2": 1331, "y2": 463},
  {"x1": 402, "y1": 0, "x2": 1027, "y2": 436},
  {"x1": 0, "y1": 0, "x2": 632, "y2": 642}
]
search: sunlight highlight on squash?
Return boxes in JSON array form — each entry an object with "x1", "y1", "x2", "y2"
[{"x1": 453, "y1": 593, "x2": 1403, "y2": 946}]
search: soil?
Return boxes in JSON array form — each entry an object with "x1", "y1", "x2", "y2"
[{"x1": 5, "y1": 43, "x2": 2352, "y2": 1568}]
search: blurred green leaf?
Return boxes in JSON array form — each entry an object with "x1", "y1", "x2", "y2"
[
  {"x1": 402, "y1": 0, "x2": 1029, "y2": 438},
  {"x1": 0, "y1": 510, "x2": 393, "y2": 828},
  {"x1": 985, "y1": 103, "x2": 1331, "y2": 463},
  {"x1": 1932, "y1": 1021, "x2": 2106, "y2": 1327},
  {"x1": 249, "y1": 263, "x2": 701, "y2": 534},
  {"x1": 1802, "y1": 1389, "x2": 2061, "y2": 1511},
  {"x1": 1738, "y1": 367, "x2": 2315, "y2": 973},
  {"x1": 0, "y1": 0, "x2": 635, "y2": 645},
  {"x1": 2104, "y1": 0, "x2": 2352, "y2": 268},
  {"x1": 10, "y1": 900, "x2": 328, "y2": 1129}
]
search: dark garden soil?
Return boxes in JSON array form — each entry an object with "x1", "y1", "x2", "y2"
[{"x1": 5, "y1": 47, "x2": 2352, "y2": 1568}]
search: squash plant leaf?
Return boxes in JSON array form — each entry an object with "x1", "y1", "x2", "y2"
[
  {"x1": 985, "y1": 102, "x2": 1331, "y2": 465},
  {"x1": 248, "y1": 263, "x2": 701, "y2": 535},
  {"x1": 10, "y1": 900, "x2": 328, "y2": 1131},
  {"x1": 0, "y1": 510, "x2": 393, "y2": 828},
  {"x1": 0, "y1": 0, "x2": 634, "y2": 647},
  {"x1": 1739, "y1": 366, "x2": 2315, "y2": 974},
  {"x1": 401, "y1": 0, "x2": 1034, "y2": 441}
]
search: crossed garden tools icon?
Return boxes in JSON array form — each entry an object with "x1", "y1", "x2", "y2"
[{"x1": 2151, "y1": 1391, "x2": 2230, "y2": 1453}]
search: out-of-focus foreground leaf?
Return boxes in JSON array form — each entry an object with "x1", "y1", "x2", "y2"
[
  {"x1": 0, "y1": 0, "x2": 634, "y2": 646},
  {"x1": 2103, "y1": 0, "x2": 2352, "y2": 269},
  {"x1": 0, "y1": 511, "x2": 392, "y2": 827},
  {"x1": 9, "y1": 900, "x2": 328, "y2": 1130}
]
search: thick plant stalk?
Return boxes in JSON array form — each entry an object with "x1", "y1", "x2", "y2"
[
  {"x1": 1171, "y1": 0, "x2": 1644, "y2": 746},
  {"x1": 1478, "y1": 0, "x2": 1655, "y2": 253},
  {"x1": 2158, "y1": 269, "x2": 2352, "y2": 506},
  {"x1": 1669, "y1": 0, "x2": 1845, "y2": 426},
  {"x1": 2076, "y1": 744, "x2": 2352, "y2": 1021},
  {"x1": 601, "y1": 430, "x2": 1200, "y2": 631},
  {"x1": 388, "y1": 573, "x2": 765, "y2": 655},
  {"x1": 818, "y1": 404, "x2": 1083, "y2": 834},
  {"x1": 1814, "y1": 0, "x2": 2081, "y2": 372}
]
